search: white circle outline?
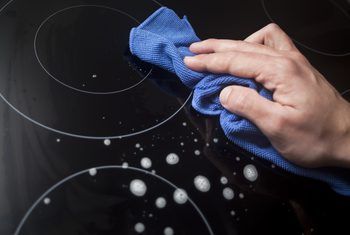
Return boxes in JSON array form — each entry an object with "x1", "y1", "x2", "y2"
[
  {"x1": 0, "y1": 0, "x2": 193, "y2": 140},
  {"x1": 14, "y1": 165, "x2": 214, "y2": 235},
  {"x1": 0, "y1": 91, "x2": 193, "y2": 140},
  {"x1": 261, "y1": 0, "x2": 350, "y2": 57},
  {"x1": 33, "y1": 4, "x2": 153, "y2": 95}
]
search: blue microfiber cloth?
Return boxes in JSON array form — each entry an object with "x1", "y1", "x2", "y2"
[{"x1": 129, "y1": 7, "x2": 350, "y2": 195}]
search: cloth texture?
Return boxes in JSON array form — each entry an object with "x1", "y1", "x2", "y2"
[{"x1": 129, "y1": 7, "x2": 350, "y2": 195}]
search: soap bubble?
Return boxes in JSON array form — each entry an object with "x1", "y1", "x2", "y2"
[
  {"x1": 194, "y1": 175, "x2": 211, "y2": 192},
  {"x1": 173, "y1": 188, "x2": 188, "y2": 204},
  {"x1": 166, "y1": 153, "x2": 179, "y2": 165},
  {"x1": 130, "y1": 179, "x2": 147, "y2": 197}
]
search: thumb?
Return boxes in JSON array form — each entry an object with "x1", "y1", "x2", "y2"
[{"x1": 219, "y1": 85, "x2": 279, "y2": 129}]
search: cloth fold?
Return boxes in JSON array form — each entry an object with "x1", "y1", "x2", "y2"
[{"x1": 129, "y1": 7, "x2": 350, "y2": 195}]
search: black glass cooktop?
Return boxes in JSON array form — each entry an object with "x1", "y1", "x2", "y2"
[{"x1": 0, "y1": 0, "x2": 350, "y2": 234}]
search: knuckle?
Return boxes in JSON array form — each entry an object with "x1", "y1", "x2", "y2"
[
  {"x1": 289, "y1": 52, "x2": 307, "y2": 63},
  {"x1": 277, "y1": 57, "x2": 298, "y2": 73},
  {"x1": 269, "y1": 114, "x2": 288, "y2": 135},
  {"x1": 266, "y1": 23, "x2": 281, "y2": 32},
  {"x1": 226, "y1": 53, "x2": 239, "y2": 72}
]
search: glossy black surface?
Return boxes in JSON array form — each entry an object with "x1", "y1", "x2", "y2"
[{"x1": 1, "y1": 0, "x2": 350, "y2": 234}]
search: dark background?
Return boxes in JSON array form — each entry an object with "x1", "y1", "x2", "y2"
[{"x1": 0, "y1": 0, "x2": 350, "y2": 234}]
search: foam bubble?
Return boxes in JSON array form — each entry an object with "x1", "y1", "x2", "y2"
[
  {"x1": 88, "y1": 168, "x2": 97, "y2": 176},
  {"x1": 223, "y1": 187, "x2": 234, "y2": 200},
  {"x1": 243, "y1": 164, "x2": 258, "y2": 182},
  {"x1": 140, "y1": 157, "x2": 152, "y2": 169},
  {"x1": 130, "y1": 179, "x2": 147, "y2": 197},
  {"x1": 239, "y1": 193, "x2": 245, "y2": 199},
  {"x1": 43, "y1": 197, "x2": 51, "y2": 205},
  {"x1": 56, "y1": 138, "x2": 61, "y2": 143},
  {"x1": 194, "y1": 175, "x2": 211, "y2": 192},
  {"x1": 173, "y1": 188, "x2": 188, "y2": 204},
  {"x1": 122, "y1": 162, "x2": 129, "y2": 169},
  {"x1": 103, "y1": 139, "x2": 111, "y2": 146},
  {"x1": 213, "y1": 138, "x2": 219, "y2": 143},
  {"x1": 220, "y1": 176, "x2": 228, "y2": 185},
  {"x1": 134, "y1": 222, "x2": 145, "y2": 233},
  {"x1": 135, "y1": 143, "x2": 141, "y2": 148},
  {"x1": 166, "y1": 153, "x2": 179, "y2": 165},
  {"x1": 194, "y1": 150, "x2": 201, "y2": 156},
  {"x1": 155, "y1": 197, "x2": 167, "y2": 209},
  {"x1": 164, "y1": 227, "x2": 174, "y2": 235}
]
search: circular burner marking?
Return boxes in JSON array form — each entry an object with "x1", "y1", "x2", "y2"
[
  {"x1": 14, "y1": 165, "x2": 214, "y2": 235},
  {"x1": 34, "y1": 5, "x2": 152, "y2": 95}
]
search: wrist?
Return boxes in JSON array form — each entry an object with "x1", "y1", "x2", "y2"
[{"x1": 329, "y1": 100, "x2": 350, "y2": 168}]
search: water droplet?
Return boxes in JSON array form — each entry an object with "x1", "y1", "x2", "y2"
[
  {"x1": 173, "y1": 188, "x2": 188, "y2": 204},
  {"x1": 134, "y1": 222, "x2": 145, "y2": 233},
  {"x1": 220, "y1": 176, "x2": 228, "y2": 185},
  {"x1": 43, "y1": 197, "x2": 51, "y2": 205},
  {"x1": 130, "y1": 179, "x2": 147, "y2": 197},
  {"x1": 194, "y1": 175, "x2": 211, "y2": 192},
  {"x1": 164, "y1": 227, "x2": 174, "y2": 235},
  {"x1": 166, "y1": 153, "x2": 179, "y2": 165},
  {"x1": 88, "y1": 168, "x2": 97, "y2": 176},
  {"x1": 223, "y1": 187, "x2": 234, "y2": 200},
  {"x1": 140, "y1": 157, "x2": 152, "y2": 169},
  {"x1": 104, "y1": 139, "x2": 111, "y2": 146},
  {"x1": 243, "y1": 164, "x2": 258, "y2": 182},
  {"x1": 155, "y1": 197, "x2": 167, "y2": 209}
]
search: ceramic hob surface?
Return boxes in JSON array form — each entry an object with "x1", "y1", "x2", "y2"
[{"x1": 0, "y1": 0, "x2": 350, "y2": 234}]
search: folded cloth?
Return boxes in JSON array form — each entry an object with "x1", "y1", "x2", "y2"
[{"x1": 129, "y1": 7, "x2": 350, "y2": 195}]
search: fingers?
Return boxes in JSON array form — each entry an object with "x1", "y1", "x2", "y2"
[
  {"x1": 245, "y1": 23, "x2": 298, "y2": 51},
  {"x1": 219, "y1": 85, "x2": 281, "y2": 130},
  {"x1": 189, "y1": 39, "x2": 280, "y2": 56},
  {"x1": 184, "y1": 51, "x2": 280, "y2": 91}
]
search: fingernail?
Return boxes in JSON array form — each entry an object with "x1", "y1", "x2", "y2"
[
  {"x1": 220, "y1": 87, "x2": 232, "y2": 105},
  {"x1": 190, "y1": 42, "x2": 200, "y2": 50},
  {"x1": 184, "y1": 56, "x2": 196, "y2": 64}
]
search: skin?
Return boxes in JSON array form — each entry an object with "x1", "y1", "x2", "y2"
[{"x1": 184, "y1": 23, "x2": 350, "y2": 168}]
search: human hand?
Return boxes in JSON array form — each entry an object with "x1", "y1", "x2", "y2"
[{"x1": 184, "y1": 23, "x2": 350, "y2": 168}]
